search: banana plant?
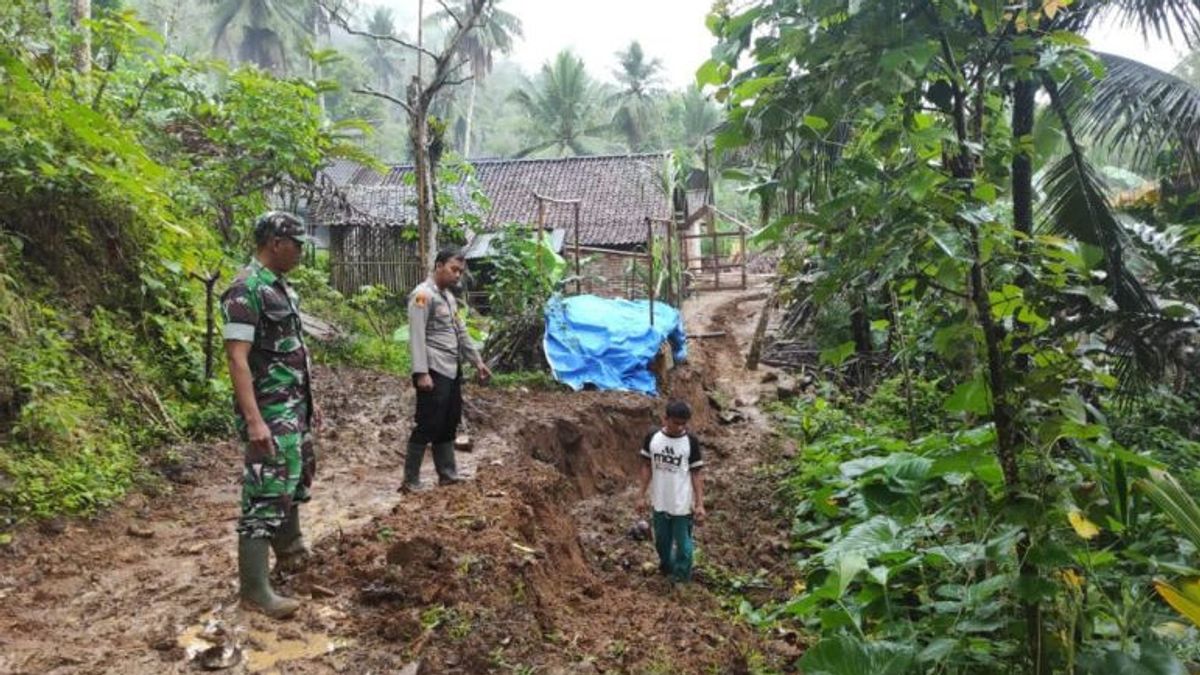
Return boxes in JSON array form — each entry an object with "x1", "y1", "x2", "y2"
[{"x1": 1136, "y1": 468, "x2": 1200, "y2": 627}]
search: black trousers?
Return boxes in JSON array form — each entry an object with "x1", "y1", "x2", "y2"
[{"x1": 409, "y1": 370, "x2": 462, "y2": 445}]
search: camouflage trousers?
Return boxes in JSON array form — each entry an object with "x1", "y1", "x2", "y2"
[{"x1": 237, "y1": 431, "x2": 316, "y2": 539}]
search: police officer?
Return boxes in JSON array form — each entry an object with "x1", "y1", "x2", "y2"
[
  {"x1": 403, "y1": 247, "x2": 491, "y2": 491},
  {"x1": 220, "y1": 211, "x2": 318, "y2": 619}
]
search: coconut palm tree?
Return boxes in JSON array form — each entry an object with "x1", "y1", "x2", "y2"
[
  {"x1": 610, "y1": 41, "x2": 664, "y2": 152},
  {"x1": 363, "y1": 7, "x2": 400, "y2": 92},
  {"x1": 207, "y1": 0, "x2": 322, "y2": 74},
  {"x1": 432, "y1": 0, "x2": 522, "y2": 157},
  {"x1": 677, "y1": 85, "x2": 721, "y2": 150},
  {"x1": 510, "y1": 50, "x2": 607, "y2": 157}
]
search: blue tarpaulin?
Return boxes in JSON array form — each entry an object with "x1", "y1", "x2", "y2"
[{"x1": 543, "y1": 294, "x2": 688, "y2": 395}]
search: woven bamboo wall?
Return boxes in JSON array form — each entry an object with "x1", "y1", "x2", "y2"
[{"x1": 329, "y1": 226, "x2": 425, "y2": 295}]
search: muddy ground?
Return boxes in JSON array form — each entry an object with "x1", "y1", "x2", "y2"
[{"x1": 0, "y1": 282, "x2": 803, "y2": 674}]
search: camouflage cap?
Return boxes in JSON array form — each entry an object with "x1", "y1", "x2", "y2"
[{"x1": 254, "y1": 211, "x2": 309, "y2": 245}]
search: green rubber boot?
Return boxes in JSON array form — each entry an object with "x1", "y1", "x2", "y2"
[
  {"x1": 401, "y1": 441, "x2": 426, "y2": 491},
  {"x1": 432, "y1": 441, "x2": 462, "y2": 485},
  {"x1": 239, "y1": 536, "x2": 300, "y2": 619},
  {"x1": 271, "y1": 505, "x2": 310, "y2": 574}
]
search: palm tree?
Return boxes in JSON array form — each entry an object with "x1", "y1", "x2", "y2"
[
  {"x1": 433, "y1": 0, "x2": 522, "y2": 157},
  {"x1": 207, "y1": 0, "x2": 318, "y2": 74},
  {"x1": 1174, "y1": 49, "x2": 1200, "y2": 86},
  {"x1": 510, "y1": 50, "x2": 607, "y2": 157},
  {"x1": 363, "y1": 7, "x2": 400, "y2": 92},
  {"x1": 677, "y1": 85, "x2": 721, "y2": 150},
  {"x1": 610, "y1": 41, "x2": 664, "y2": 152}
]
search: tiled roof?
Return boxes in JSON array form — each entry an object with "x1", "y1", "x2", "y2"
[
  {"x1": 308, "y1": 183, "x2": 480, "y2": 229},
  {"x1": 312, "y1": 153, "x2": 673, "y2": 247},
  {"x1": 317, "y1": 158, "x2": 381, "y2": 188}
]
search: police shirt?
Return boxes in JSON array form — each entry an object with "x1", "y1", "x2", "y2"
[{"x1": 408, "y1": 278, "x2": 481, "y2": 379}]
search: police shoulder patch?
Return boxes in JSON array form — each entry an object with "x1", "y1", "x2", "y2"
[{"x1": 413, "y1": 290, "x2": 429, "y2": 308}]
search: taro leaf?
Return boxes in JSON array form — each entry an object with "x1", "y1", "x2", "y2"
[
  {"x1": 822, "y1": 516, "x2": 907, "y2": 564},
  {"x1": 884, "y1": 454, "x2": 933, "y2": 492},
  {"x1": 918, "y1": 637, "x2": 957, "y2": 664},
  {"x1": 840, "y1": 456, "x2": 890, "y2": 479},
  {"x1": 929, "y1": 447, "x2": 1003, "y2": 487},
  {"x1": 836, "y1": 553, "x2": 868, "y2": 596},
  {"x1": 800, "y1": 635, "x2": 917, "y2": 675},
  {"x1": 1076, "y1": 640, "x2": 1187, "y2": 675}
]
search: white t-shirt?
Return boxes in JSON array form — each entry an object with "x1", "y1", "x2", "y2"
[{"x1": 641, "y1": 429, "x2": 704, "y2": 516}]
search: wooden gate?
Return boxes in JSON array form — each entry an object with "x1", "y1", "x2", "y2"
[{"x1": 676, "y1": 204, "x2": 749, "y2": 293}]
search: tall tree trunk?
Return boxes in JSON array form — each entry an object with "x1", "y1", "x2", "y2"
[
  {"x1": 463, "y1": 77, "x2": 477, "y2": 158},
  {"x1": 70, "y1": 0, "x2": 91, "y2": 73},
  {"x1": 1011, "y1": 76, "x2": 1036, "y2": 373},
  {"x1": 1012, "y1": 78, "x2": 1035, "y2": 242},
  {"x1": 411, "y1": 84, "x2": 434, "y2": 273}
]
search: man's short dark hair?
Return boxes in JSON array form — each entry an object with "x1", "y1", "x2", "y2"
[
  {"x1": 665, "y1": 400, "x2": 692, "y2": 420},
  {"x1": 434, "y1": 246, "x2": 466, "y2": 266}
]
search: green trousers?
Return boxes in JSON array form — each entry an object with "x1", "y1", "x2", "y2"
[
  {"x1": 239, "y1": 431, "x2": 315, "y2": 539},
  {"x1": 652, "y1": 510, "x2": 695, "y2": 582}
]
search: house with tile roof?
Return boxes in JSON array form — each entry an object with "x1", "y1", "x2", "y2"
[{"x1": 311, "y1": 152, "x2": 709, "y2": 299}]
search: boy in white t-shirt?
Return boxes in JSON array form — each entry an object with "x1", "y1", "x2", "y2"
[{"x1": 638, "y1": 400, "x2": 706, "y2": 583}]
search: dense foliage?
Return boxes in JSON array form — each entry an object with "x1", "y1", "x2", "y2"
[
  {"x1": 703, "y1": 0, "x2": 1200, "y2": 671},
  {"x1": 0, "y1": 1, "x2": 352, "y2": 522}
]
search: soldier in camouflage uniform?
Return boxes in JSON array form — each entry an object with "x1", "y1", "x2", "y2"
[{"x1": 220, "y1": 211, "x2": 316, "y2": 619}]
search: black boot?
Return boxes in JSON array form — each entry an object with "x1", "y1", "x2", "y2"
[
  {"x1": 239, "y1": 536, "x2": 300, "y2": 619},
  {"x1": 432, "y1": 441, "x2": 462, "y2": 485},
  {"x1": 271, "y1": 505, "x2": 309, "y2": 574},
  {"x1": 401, "y1": 441, "x2": 426, "y2": 491}
]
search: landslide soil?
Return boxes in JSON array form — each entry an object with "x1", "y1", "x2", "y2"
[{"x1": 0, "y1": 282, "x2": 801, "y2": 674}]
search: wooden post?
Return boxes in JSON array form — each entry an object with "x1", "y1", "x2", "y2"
[
  {"x1": 573, "y1": 201, "x2": 582, "y2": 295},
  {"x1": 713, "y1": 227, "x2": 720, "y2": 290},
  {"x1": 740, "y1": 228, "x2": 748, "y2": 290},
  {"x1": 678, "y1": 225, "x2": 689, "y2": 298},
  {"x1": 664, "y1": 217, "x2": 674, "y2": 307},
  {"x1": 535, "y1": 195, "x2": 546, "y2": 281},
  {"x1": 746, "y1": 290, "x2": 775, "y2": 371},
  {"x1": 646, "y1": 217, "x2": 655, "y2": 327}
]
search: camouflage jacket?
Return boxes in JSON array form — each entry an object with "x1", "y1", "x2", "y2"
[{"x1": 220, "y1": 258, "x2": 312, "y2": 437}]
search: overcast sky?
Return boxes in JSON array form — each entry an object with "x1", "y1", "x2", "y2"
[{"x1": 372, "y1": 1, "x2": 1190, "y2": 86}]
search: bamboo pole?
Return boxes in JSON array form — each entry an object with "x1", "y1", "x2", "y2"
[
  {"x1": 740, "y1": 228, "x2": 748, "y2": 290},
  {"x1": 574, "y1": 201, "x2": 582, "y2": 295},
  {"x1": 713, "y1": 226, "x2": 720, "y2": 290},
  {"x1": 665, "y1": 216, "x2": 674, "y2": 307},
  {"x1": 646, "y1": 217, "x2": 654, "y2": 327},
  {"x1": 535, "y1": 195, "x2": 545, "y2": 280}
]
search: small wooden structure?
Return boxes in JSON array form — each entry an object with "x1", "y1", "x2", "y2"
[
  {"x1": 533, "y1": 192, "x2": 582, "y2": 294},
  {"x1": 308, "y1": 184, "x2": 478, "y2": 295},
  {"x1": 310, "y1": 153, "x2": 740, "y2": 301},
  {"x1": 679, "y1": 204, "x2": 750, "y2": 292},
  {"x1": 328, "y1": 224, "x2": 423, "y2": 295}
]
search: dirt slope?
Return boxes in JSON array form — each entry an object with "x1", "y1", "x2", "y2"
[{"x1": 0, "y1": 281, "x2": 799, "y2": 674}]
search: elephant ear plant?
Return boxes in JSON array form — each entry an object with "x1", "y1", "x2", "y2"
[{"x1": 1138, "y1": 469, "x2": 1200, "y2": 627}]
